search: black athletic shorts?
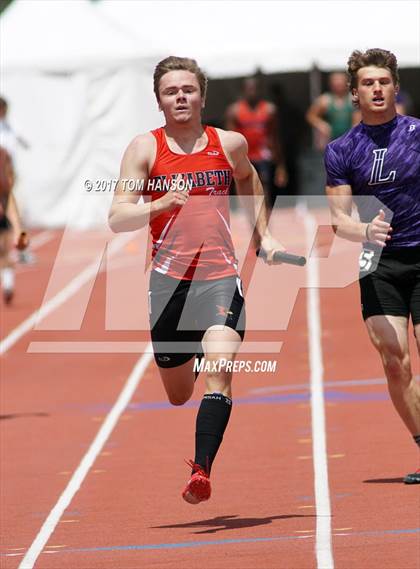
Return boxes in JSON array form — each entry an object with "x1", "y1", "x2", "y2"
[
  {"x1": 149, "y1": 270, "x2": 246, "y2": 368},
  {"x1": 359, "y1": 246, "x2": 420, "y2": 325}
]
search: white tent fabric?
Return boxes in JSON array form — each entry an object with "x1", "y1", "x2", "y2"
[
  {"x1": 99, "y1": 0, "x2": 420, "y2": 76},
  {"x1": 1, "y1": 0, "x2": 145, "y2": 71},
  {"x1": 1, "y1": 0, "x2": 419, "y2": 228},
  {"x1": 1, "y1": 0, "x2": 164, "y2": 228}
]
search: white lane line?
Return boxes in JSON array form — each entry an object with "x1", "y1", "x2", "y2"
[
  {"x1": 303, "y1": 207, "x2": 334, "y2": 569},
  {"x1": 0, "y1": 233, "x2": 133, "y2": 355},
  {"x1": 18, "y1": 347, "x2": 153, "y2": 569}
]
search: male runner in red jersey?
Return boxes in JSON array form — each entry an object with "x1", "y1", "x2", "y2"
[
  {"x1": 226, "y1": 77, "x2": 287, "y2": 207},
  {"x1": 109, "y1": 56, "x2": 284, "y2": 503}
]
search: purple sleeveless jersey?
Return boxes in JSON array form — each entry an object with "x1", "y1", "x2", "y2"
[{"x1": 325, "y1": 114, "x2": 420, "y2": 249}]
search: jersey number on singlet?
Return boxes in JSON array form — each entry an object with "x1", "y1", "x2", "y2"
[
  {"x1": 359, "y1": 249, "x2": 375, "y2": 271},
  {"x1": 368, "y1": 148, "x2": 396, "y2": 185}
]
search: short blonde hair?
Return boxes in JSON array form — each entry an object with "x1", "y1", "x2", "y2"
[{"x1": 153, "y1": 56, "x2": 207, "y2": 101}]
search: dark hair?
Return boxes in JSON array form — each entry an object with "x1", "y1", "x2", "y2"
[
  {"x1": 153, "y1": 56, "x2": 207, "y2": 101},
  {"x1": 347, "y1": 48, "x2": 399, "y2": 90},
  {"x1": 0, "y1": 96, "x2": 8, "y2": 110}
]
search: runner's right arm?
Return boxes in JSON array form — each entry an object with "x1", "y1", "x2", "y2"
[
  {"x1": 325, "y1": 142, "x2": 392, "y2": 247},
  {"x1": 326, "y1": 184, "x2": 391, "y2": 247},
  {"x1": 108, "y1": 134, "x2": 188, "y2": 232}
]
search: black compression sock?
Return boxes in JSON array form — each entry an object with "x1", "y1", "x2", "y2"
[
  {"x1": 194, "y1": 393, "x2": 232, "y2": 474},
  {"x1": 413, "y1": 434, "x2": 420, "y2": 449}
]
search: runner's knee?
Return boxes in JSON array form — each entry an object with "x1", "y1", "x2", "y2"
[{"x1": 168, "y1": 393, "x2": 191, "y2": 406}]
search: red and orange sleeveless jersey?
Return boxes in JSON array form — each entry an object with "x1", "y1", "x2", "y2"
[
  {"x1": 235, "y1": 100, "x2": 272, "y2": 162},
  {"x1": 143, "y1": 126, "x2": 238, "y2": 281}
]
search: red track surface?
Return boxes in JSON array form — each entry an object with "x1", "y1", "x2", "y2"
[{"x1": 1, "y1": 214, "x2": 419, "y2": 569}]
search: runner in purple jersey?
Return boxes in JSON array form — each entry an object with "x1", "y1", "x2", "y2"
[{"x1": 325, "y1": 48, "x2": 420, "y2": 485}]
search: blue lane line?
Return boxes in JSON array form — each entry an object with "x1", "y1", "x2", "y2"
[
  {"x1": 5, "y1": 527, "x2": 412, "y2": 556},
  {"x1": 127, "y1": 390, "x2": 387, "y2": 410},
  {"x1": 1, "y1": 528, "x2": 418, "y2": 556},
  {"x1": 62, "y1": 375, "x2": 400, "y2": 414},
  {"x1": 348, "y1": 528, "x2": 420, "y2": 536},
  {"x1": 52, "y1": 535, "x2": 309, "y2": 553},
  {"x1": 70, "y1": 390, "x2": 388, "y2": 414}
]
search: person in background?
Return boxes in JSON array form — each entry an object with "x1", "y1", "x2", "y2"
[
  {"x1": 225, "y1": 77, "x2": 287, "y2": 208},
  {"x1": 306, "y1": 72, "x2": 355, "y2": 150},
  {"x1": 0, "y1": 146, "x2": 28, "y2": 304},
  {"x1": 0, "y1": 96, "x2": 33, "y2": 265}
]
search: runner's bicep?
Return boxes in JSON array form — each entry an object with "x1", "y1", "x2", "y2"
[
  {"x1": 326, "y1": 184, "x2": 356, "y2": 234},
  {"x1": 113, "y1": 138, "x2": 151, "y2": 204},
  {"x1": 326, "y1": 184, "x2": 353, "y2": 218}
]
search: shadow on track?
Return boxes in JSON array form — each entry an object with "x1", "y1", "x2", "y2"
[
  {"x1": 152, "y1": 514, "x2": 315, "y2": 534},
  {"x1": 0, "y1": 412, "x2": 49, "y2": 420}
]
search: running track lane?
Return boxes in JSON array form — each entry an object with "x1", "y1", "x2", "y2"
[
  {"x1": 316, "y1": 212, "x2": 420, "y2": 569},
  {"x1": 6, "y1": 211, "x2": 415, "y2": 568},
  {"x1": 9, "y1": 289, "x2": 317, "y2": 569},
  {"x1": 1, "y1": 245, "x2": 152, "y2": 567},
  {"x1": 1, "y1": 230, "x2": 63, "y2": 336},
  {"x1": 1, "y1": 212, "x2": 331, "y2": 568}
]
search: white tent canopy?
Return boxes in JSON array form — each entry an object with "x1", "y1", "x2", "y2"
[
  {"x1": 1, "y1": 0, "x2": 419, "y2": 228},
  {"x1": 1, "y1": 0, "x2": 163, "y2": 228},
  {"x1": 99, "y1": 0, "x2": 420, "y2": 76},
  {"x1": 1, "y1": 0, "x2": 144, "y2": 71}
]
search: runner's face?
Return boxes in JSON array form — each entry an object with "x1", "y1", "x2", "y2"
[
  {"x1": 158, "y1": 70, "x2": 203, "y2": 123},
  {"x1": 243, "y1": 78, "x2": 259, "y2": 103},
  {"x1": 353, "y1": 66, "x2": 397, "y2": 116}
]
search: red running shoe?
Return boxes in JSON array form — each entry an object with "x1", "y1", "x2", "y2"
[{"x1": 182, "y1": 460, "x2": 211, "y2": 504}]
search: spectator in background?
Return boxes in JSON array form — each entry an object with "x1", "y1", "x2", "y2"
[
  {"x1": 0, "y1": 97, "x2": 30, "y2": 159},
  {"x1": 270, "y1": 82, "x2": 306, "y2": 198},
  {"x1": 395, "y1": 91, "x2": 410, "y2": 115},
  {"x1": 0, "y1": 96, "x2": 33, "y2": 265},
  {"x1": 306, "y1": 72, "x2": 355, "y2": 150},
  {"x1": 0, "y1": 147, "x2": 28, "y2": 304},
  {"x1": 225, "y1": 77, "x2": 287, "y2": 208}
]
